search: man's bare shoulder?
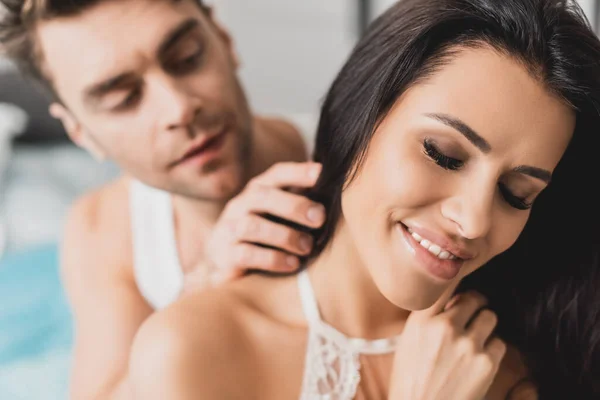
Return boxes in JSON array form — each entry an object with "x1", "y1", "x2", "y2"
[
  {"x1": 65, "y1": 176, "x2": 130, "y2": 236},
  {"x1": 61, "y1": 176, "x2": 133, "y2": 283},
  {"x1": 129, "y1": 285, "x2": 260, "y2": 399},
  {"x1": 255, "y1": 115, "x2": 309, "y2": 164}
]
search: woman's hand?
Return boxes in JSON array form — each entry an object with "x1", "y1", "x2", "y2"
[{"x1": 389, "y1": 288, "x2": 506, "y2": 400}]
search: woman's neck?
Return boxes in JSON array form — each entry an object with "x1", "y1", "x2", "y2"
[{"x1": 307, "y1": 222, "x2": 410, "y2": 339}]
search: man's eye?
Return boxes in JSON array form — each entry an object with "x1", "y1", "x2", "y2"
[
  {"x1": 169, "y1": 50, "x2": 204, "y2": 74},
  {"x1": 113, "y1": 87, "x2": 142, "y2": 111}
]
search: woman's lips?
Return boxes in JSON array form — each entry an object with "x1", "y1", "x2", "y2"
[{"x1": 397, "y1": 223, "x2": 466, "y2": 281}]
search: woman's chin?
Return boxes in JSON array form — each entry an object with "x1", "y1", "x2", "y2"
[
  {"x1": 374, "y1": 265, "x2": 449, "y2": 311},
  {"x1": 388, "y1": 291, "x2": 443, "y2": 312}
]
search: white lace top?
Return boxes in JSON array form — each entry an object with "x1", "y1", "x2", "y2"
[
  {"x1": 297, "y1": 271, "x2": 489, "y2": 400},
  {"x1": 297, "y1": 270, "x2": 401, "y2": 400}
]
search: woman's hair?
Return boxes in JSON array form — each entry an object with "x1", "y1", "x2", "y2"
[{"x1": 307, "y1": 0, "x2": 600, "y2": 396}]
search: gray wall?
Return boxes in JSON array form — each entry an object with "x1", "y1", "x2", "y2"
[
  {"x1": 1, "y1": 0, "x2": 596, "y2": 122},
  {"x1": 216, "y1": 0, "x2": 357, "y2": 119}
]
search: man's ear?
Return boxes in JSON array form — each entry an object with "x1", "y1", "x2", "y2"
[
  {"x1": 204, "y1": 6, "x2": 241, "y2": 68},
  {"x1": 49, "y1": 103, "x2": 106, "y2": 161}
]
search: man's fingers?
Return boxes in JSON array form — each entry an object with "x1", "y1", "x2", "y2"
[
  {"x1": 246, "y1": 186, "x2": 326, "y2": 229},
  {"x1": 236, "y1": 214, "x2": 313, "y2": 256},
  {"x1": 204, "y1": 162, "x2": 323, "y2": 287},
  {"x1": 250, "y1": 162, "x2": 322, "y2": 189},
  {"x1": 210, "y1": 267, "x2": 244, "y2": 287},
  {"x1": 231, "y1": 243, "x2": 300, "y2": 273}
]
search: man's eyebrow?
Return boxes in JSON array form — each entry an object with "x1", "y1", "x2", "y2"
[
  {"x1": 425, "y1": 112, "x2": 492, "y2": 153},
  {"x1": 82, "y1": 19, "x2": 201, "y2": 106},
  {"x1": 84, "y1": 73, "x2": 136, "y2": 105},
  {"x1": 158, "y1": 18, "x2": 200, "y2": 58}
]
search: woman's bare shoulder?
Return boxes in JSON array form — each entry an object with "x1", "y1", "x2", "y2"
[{"x1": 128, "y1": 286, "x2": 261, "y2": 399}]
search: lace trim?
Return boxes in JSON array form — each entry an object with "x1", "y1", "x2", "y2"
[
  {"x1": 298, "y1": 271, "x2": 400, "y2": 399},
  {"x1": 300, "y1": 322, "x2": 362, "y2": 400}
]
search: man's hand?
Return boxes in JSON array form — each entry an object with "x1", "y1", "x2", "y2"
[{"x1": 184, "y1": 162, "x2": 326, "y2": 291}]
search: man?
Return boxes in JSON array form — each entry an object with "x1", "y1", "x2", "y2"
[{"x1": 0, "y1": 0, "x2": 326, "y2": 399}]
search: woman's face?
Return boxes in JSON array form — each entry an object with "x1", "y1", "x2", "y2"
[{"x1": 341, "y1": 47, "x2": 575, "y2": 310}]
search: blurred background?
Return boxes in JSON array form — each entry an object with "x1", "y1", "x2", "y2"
[{"x1": 0, "y1": 0, "x2": 597, "y2": 399}]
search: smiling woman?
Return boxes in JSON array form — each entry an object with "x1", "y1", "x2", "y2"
[
  {"x1": 126, "y1": 0, "x2": 600, "y2": 399},
  {"x1": 310, "y1": 43, "x2": 574, "y2": 310}
]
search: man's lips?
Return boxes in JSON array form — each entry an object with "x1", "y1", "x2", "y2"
[{"x1": 172, "y1": 128, "x2": 227, "y2": 167}]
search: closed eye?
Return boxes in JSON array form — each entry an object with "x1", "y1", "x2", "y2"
[
  {"x1": 167, "y1": 49, "x2": 204, "y2": 75},
  {"x1": 423, "y1": 139, "x2": 464, "y2": 170},
  {"x1": 423, "y1": 139, "x2": 533, "y2": 211},
  {"x1": 499, "y1": 183, "x2": 532, "y2": 210},
  {"x1": 113, "y1": 86, "x2": 142, "y2": 112}
]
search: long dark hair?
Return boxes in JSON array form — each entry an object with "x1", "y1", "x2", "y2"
[{"x1": 306, "y1": 0, "x2": 600, "y2": 397}]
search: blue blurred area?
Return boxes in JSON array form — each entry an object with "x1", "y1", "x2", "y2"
[{"x1": 0, "y1": 244, "x2": 72, "y2": 400}]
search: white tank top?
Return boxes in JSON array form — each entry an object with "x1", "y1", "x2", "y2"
[
  {"x1": 127, "y1": 114, "x2": 315, "y2": 309},
  {"x1": 129, "y1": 180, "x2": 184, "y2": 310}
]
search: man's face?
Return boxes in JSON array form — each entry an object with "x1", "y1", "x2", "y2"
[{"x1": 38, "y1": 0, "x2": 253, "y2": 200}]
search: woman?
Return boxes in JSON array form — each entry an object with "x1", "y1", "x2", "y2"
[{"x1": 129, "y1": 0, "x2": 600, "y2": 398}]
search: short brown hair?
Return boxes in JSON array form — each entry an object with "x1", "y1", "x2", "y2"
[{"x1": 0, "y1": 0, "x2": 206, "y2": 94}]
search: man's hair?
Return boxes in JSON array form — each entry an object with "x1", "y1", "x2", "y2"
[{"x1": 0, "y1": 0, "x2": 206, "y2": 93}]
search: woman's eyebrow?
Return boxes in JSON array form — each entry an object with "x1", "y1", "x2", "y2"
[{"x1": 425, "y1": 112, "x2": 491, "y2": 153}]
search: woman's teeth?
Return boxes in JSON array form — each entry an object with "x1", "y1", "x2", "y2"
[{"x1": 407, "y1": 228, "x2": 457, "y2": 260}]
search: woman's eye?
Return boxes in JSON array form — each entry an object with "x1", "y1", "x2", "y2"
[
  {"x1": 499, "y1": 183, "x2": 532, "y2": 210},
  {"x1": 423, "y1": 139, "x2": 464, "y2": 171},
  {"x1": 422, "y1": 138, "x2": 533, "y2": 211}
]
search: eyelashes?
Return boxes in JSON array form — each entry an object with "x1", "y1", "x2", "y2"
[
  {"x1": 422, "y1": 139, "x2": 532, "y2": 210},
  {"x1": 499, "y1": 183, "x2": 532, "y2": 210},
  {"x1": 114, "y1": 87, "x2": 142, "y2": 111},
  {"x1": 168, "y1": 49, "x2": 204, "y2": 75},
  {"x1": 423, "y1": 139, "x2": 463, "y2": 170},
  {"x1": 110, "y1": 49, "x2": 204, "y2": 112}
]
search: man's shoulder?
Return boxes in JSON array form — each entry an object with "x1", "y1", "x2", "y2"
[
  {"x1": 65, "y1": 176, "x2": 131, "y2": 236},
  {"x1": 61, "y1": 176, "x2": 134, "y2": 280},
  {"x1": 255, "y1": 115, "x2": 309, "y2": 164}
]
